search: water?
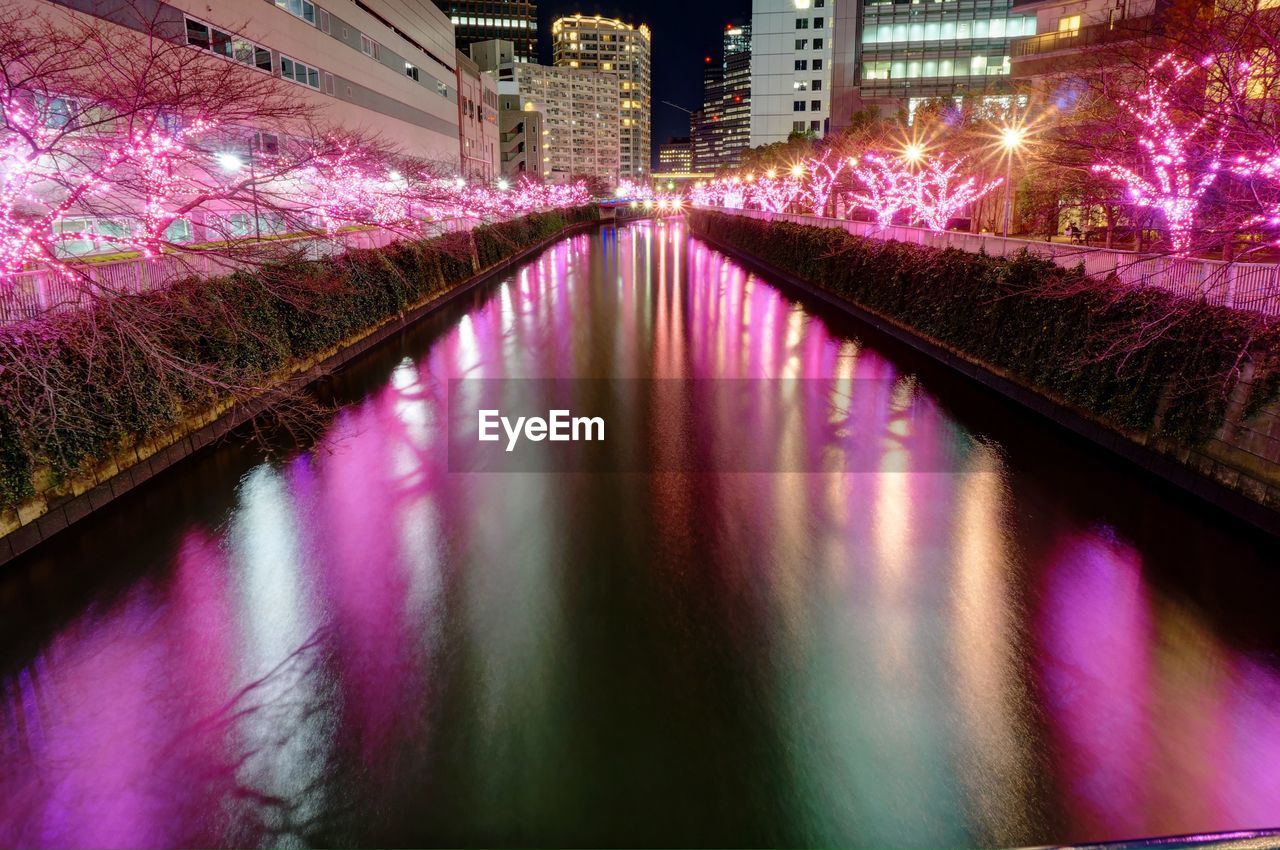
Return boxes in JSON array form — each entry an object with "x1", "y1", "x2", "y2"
[{"x1": 1, "y1": 220, "x2": 1279, "y2": 849}]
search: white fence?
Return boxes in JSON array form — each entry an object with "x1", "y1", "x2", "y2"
[
  {"x1": 700, "y1": 207, "x2": 1280, "y2": 318},
  {"x1": 0, "y1": 216, "x2": 483, "y2": 324}
]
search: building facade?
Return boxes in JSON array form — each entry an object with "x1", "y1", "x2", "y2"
[
  {"x1": 750, "y1": 0, "x2": 836, "y2": 146},
  {"x1": 455, "y1": 50, "x2": 500, "y2": 180},
  {"x1": 719, "y1": 22, "x2": 752, "y2": 167},
  {"x1": 21, "y1": 0, "x2": 464, "y2": 254},
  {"x1": 551, "y1": 15, "x2": 652, "y2": 180},
  {"x1": 497, "y1": 94, "x2": 546, "y2": 180},
  {"x1": 829, "y1": 0, "x2": 1036, "y2": 129},
  {"x1": 693, "y1": 57, "x2": 724, "y2": 172},
  {"x1": 433, "y1": 0, "x2": 537, "y2": 62},
  {"x1": 1007, "y1": 0, "x2": 1161, "y2": 81},
  {"x1": 513, "y1": 63, "x2": 621, "y2": 183},
  {"x1": 29, "y1": 0, "x2": 462, "y2": 159},
  {"x1": 657, "y1": 137, "x2": 693, "y2": 174}
]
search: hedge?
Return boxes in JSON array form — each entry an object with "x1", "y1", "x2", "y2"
[
  {"x1": 0, "y1": 205, "x2": 599, "y2": 511},
  {"x1": 689, "y1": 209, "x2": 1280, "y2": 447}
]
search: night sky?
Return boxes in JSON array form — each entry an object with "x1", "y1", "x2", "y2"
[{"x1": 535, "y1": 0, "x2": 751, "y2": 159}]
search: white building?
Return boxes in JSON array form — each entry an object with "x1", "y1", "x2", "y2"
[
  {"x1": 455, "y1": 49, "x2": 500, "y2": 180},
  {"x1": 29, "y1": 0, "x2": 463, "y2": 163},
  {"x1": 513, "y1": 64, "x2": 620, "y2": 183},
  {"x1": 551, "y1": 15, "x2": 651, "y2": 181},
  {"x1": 750, "y1": 0, "x2": 836, "y2": 146}
]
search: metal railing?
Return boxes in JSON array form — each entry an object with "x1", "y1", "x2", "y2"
[
  {"x1": 0, "y1": 217, "x2": 483, "y2": 325},
  {"x1": 695, "y1": 207, "x2": 1280, "y2": 317},
  {"x1": 1010, "y1": 14, "x2": 1156, "y2": 58}
]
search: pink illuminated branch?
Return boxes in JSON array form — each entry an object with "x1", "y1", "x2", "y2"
[{"x1": 1091, "y1": 53, "x2": 1240, "y2": 256}]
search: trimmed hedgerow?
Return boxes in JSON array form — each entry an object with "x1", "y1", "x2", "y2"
[
  {"x1": 0, "y1": 205, "x2": 598, "y2": 512},
  {"x1": 690, "y1": 209, "x2": 1280, "y2": 446}
]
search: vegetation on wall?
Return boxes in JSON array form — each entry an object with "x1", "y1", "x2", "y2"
[
  {"x1": 0, "y1": 206, "x2": 599, "y2": 512},
  {"x1": 689, "y1": 209, "x2": 1280, "y2": 446}
]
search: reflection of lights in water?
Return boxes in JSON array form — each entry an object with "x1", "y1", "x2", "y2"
[
  {"x1": 227, "y1": 465, "x2": 330, "y2": 835},
  {"x1": 948, "y1": 448, "x2": 1031, "y2": 841}
]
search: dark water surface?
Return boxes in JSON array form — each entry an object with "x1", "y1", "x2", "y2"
[{"x1": 2, "y1": 221, "x2": 1279, "y2": 849}]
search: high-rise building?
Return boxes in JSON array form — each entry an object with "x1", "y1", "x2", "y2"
[
  {"x1": 551, "y1": 15, "x2": 652, "y2": 181},
  {"x1": 693, "y1": 57, "x2": 724, "y2": 172},
  {"x1": 750, "y1": 0, "x2": 836, "y2": 146},
  {"x1": 829, "y1": 0, "x2": 1037, "y2": 129},
  {"x1": 719, "y1": 22, "x2": 752, "y2": 168},
  {"x1": 433, "y1": 1, "x2": 538, "y2": 63},
  {"x1": 512, "y1": 63, "x2": 621, "y2": 182}
]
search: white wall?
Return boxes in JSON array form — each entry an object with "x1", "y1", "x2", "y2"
[{"x1": 750, "y1": 0, "x2": 835, "y2": 147}]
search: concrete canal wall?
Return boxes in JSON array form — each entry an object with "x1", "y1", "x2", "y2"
[
  {"x1": 689, "y1": 209, "x2": 1280, "y2": 537},
  {"x1": 0, "y1": 210, "x2": 601, "y2": 566}
]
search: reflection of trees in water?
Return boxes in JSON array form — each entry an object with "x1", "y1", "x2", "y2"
[{"x1": 207, "y1": 625, "x2": 350, "y2": 847}]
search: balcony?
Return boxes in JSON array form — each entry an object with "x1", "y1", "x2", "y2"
[{"x1": 1010, "y1": 13, "x2": 1156, "y2": 61}]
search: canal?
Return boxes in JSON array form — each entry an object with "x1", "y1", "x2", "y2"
[{"x1": 1, "y1": 220, "x2": 1279, "y2": 848}]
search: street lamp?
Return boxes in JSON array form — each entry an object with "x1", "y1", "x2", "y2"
[
  {"x1": 903, "y1": 143, "x2": 925, "y2": 165},
  {"x1": 999, "y1": 125, "x2": 1028, "y2": 238},
  {"x1": 218, "y1": 151, "x2": 259, "y2": 240},
  {"x1": 790, "y1": 163, "x2": 804, "y2": 178}
]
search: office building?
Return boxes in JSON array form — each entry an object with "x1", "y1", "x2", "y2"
[
  {"x1": 657, "y1": 138, "x2": 693, "y2": 174},
  {"x1": 1007, "y1": 0, "x2": 1163, "y2": 81},
  {"x1": 719, "y1": 22, "x2": 752, "y2": 167},
  {"x1": 551, "y1": 15, "x2": 651, "y2": 180},
  {"x1": 433, "y1": 1, "x2": 537, "y2": 62},
  {"x1": 750, "y1": 0, "x2": 836, "y2": 145},
  {"x1": 693, "y1": 57, "x2": 724, "y2": 172},
  {"x1": 829, "y1": 0, "x2": 1036, "y2": 129}
]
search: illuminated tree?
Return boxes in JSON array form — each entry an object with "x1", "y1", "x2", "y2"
[
  {"x1": 799, "y1": 149, "x2": 847, "y2": 217},
  {"x1": 1090, "y1": 53, "x2": 1240, "y2": 256},
  {"x1": 848, "y1": 153, "x2": 915, "y2": 227},
  {"x1": 910, "y1": 155, "x2": 1003, "y2": 231}
]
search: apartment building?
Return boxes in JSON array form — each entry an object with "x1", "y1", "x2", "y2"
[
  {"x1": 456, "y1": 49, "x2": 500, "y2": 180},
  {"x1": 497, "y1": 94, "x2": 547, "y2": 180},
  {"x1": 551, "y1": 15, "x2": 651, "y2": 180},
  {"x1": 433, "y1": 0, "x2": 538, "y2": 62},
  {"x1": 750, "y1": 0, "x2": 836, "y2": 145},
  {"x1": 513, "y1": 63, "x2": 620, "y2": 183}
]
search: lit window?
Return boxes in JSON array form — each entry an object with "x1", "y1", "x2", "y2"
[{"x1": 1058, "y1": 14, "x2": 1081, "y2": 31}]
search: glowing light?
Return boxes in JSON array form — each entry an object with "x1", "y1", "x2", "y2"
[
  {"x1": 1090, "y1": 53, "x2": 1238, "y2": 256},
  {"x1": 903, "y1": 143, "x2": 926, "y2": 164},
  {"x1": 216, "y1": 152, "x2": 244, "y2": 173},
  {"x1": 998, "y1": 126, "x2": 1027, "y2": 152}
]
